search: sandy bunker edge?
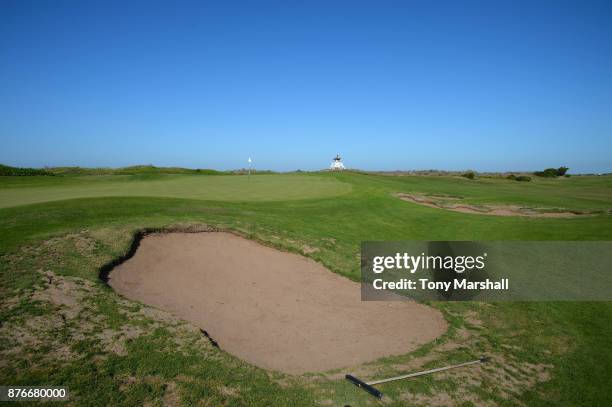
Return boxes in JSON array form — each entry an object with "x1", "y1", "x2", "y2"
[
  {"x1": 394, "y1": 192, "x2": 600, "y2": 217},
  {"x1": 107, "y1": 231, "x2": 447, "y2": 374}
]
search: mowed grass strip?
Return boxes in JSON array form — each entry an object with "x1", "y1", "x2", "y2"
[{"x1": 0, "y1": 173, "x2": 352, "y2": 208}]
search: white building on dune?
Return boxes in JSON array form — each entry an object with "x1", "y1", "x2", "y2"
[{"x1": 330, "y1": 154, "x2": 345, "y2": 170}]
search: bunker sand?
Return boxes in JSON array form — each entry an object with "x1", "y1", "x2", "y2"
[
  {"x1": 109, "y1": 232, "x2": 446, "y2": 374},
  {"x1": 395, "y1": 193, "x2": 593, "y2": 218}
]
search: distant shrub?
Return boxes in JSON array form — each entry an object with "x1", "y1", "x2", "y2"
[
  {"x1": 506, "y1": 174, "x2": 531, "y2": 182},
  {"x1": 48, "y1": 166, "x2": 225, "y2": 176},
  {"x1": 0, "y1": 164, "x2": 53, "y2": 176},
  {"x1": 192, "y1": 169, "x2": 225, "y2": 175},
  {"x1": 231, "y1": 168, "x2": 276, "y2": 175},
  {"x1": 534, "y1": 167, "x2": 569, "y2": 177},
  {"x1": 462, "y1": 171, "x2": 475, "y2": 180},
  {"x1": 534, "y1": 168, "x2": 558, "y2": 177},
  {"x1": 564, "y1": 174, "x2": 571, "y2": 178}
]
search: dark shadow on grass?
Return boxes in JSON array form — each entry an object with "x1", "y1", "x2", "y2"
[
  {"x1": 98, "y1": 229, "x2": 146, "y2": 285},
  {"x1": 97, "y1": 224, "x2": 218, "y2": 285},
  {"x1": 98, "y1": 223, "x2": 225, "y2": 349}
]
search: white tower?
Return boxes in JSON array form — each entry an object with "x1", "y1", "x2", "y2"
[{"x1": 330, "y1": 154, "x2": 345, "y2": 170}]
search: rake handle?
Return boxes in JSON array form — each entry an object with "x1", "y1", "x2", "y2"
[{"x1": 368, "y1": 357, "x2": 489, "y2": 386}]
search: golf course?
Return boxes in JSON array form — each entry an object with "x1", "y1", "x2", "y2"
[{"x1": 1, "y1": 170, "x2": 611, "y2": 406}]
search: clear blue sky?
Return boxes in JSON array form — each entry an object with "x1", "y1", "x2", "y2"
[{"x1": 1, "y1": 0, "x2": 611, "y2": 172}]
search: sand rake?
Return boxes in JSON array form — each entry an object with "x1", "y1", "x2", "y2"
[{"x1": 346, "y1": 356, "x2": 490, "y2": 399}]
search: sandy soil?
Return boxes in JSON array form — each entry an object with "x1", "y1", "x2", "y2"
[
  {"x1": 108, "y1": 232, "x2": 446, "y2": 374},
  {"x1": 395, "y1": 193, "x2": 588, "y2": 218}
]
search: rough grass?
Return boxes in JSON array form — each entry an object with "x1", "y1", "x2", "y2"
[{"x1": 1, "y1": 172, "x2": 611, "y2": 406}]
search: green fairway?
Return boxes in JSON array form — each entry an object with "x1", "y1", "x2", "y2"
[
  {"x1": 0, "y1": 173, "x2": 352, "y2": 208},
  {"x1": 1, "y1": 172, "x2": 611, "y2": 406}
]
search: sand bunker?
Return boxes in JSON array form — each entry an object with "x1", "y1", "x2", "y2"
[
  {"x1": 395, "y1": 193, "x2": 594, "y2": 218},
  {"x1": 108, "y1": 232, "x2": 446, "y2": 374}
]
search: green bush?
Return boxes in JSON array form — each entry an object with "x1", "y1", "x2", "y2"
[
  {"x1": 506, "y1": 174, "x2": 531, "y2": 182},
  {"x1": 462, "y1": 171, "x2": 475, "y2": 180},
  {"x1": 534, "y1": 166, "x2": 569, "y2": 177},
  {"x1": 0, "y1": 164, "x2": 53, "y2": 176},
  {"x1": 534, "y1": 168, "x2": 558, "y2": 177}
]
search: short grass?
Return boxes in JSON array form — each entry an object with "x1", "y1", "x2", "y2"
[
  {"x1": 1, "y1": 172, "x2": 611, "y2": 406},
  {"x1": 0, "y1": 173, "x2": 352, "y2": 208}
]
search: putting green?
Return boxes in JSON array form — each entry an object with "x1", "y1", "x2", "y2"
[{"x1": 0, "y1": 174, "x2": 351, "y2": 208}]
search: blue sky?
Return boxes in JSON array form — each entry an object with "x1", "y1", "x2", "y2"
[{"x1": 1, "y1": 0, "x2": 611, "y2": 172}]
